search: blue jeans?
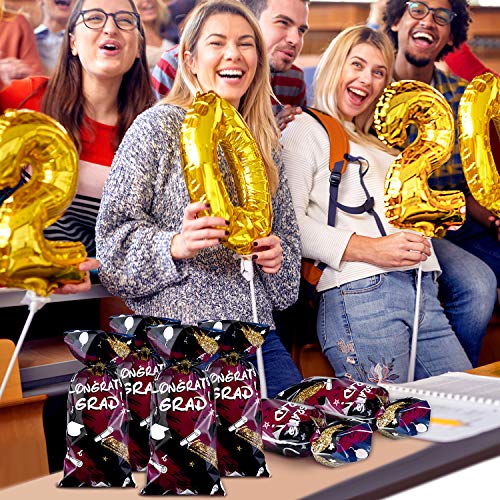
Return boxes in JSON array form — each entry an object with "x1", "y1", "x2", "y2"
[
  {"x1": 317, "y1": 271, "x2": 472, "y2": 384},
  {"x1": 247, "y1": 330, "x2": 302, "y2": 397},
  {"x1": 445, "y1": 216, "x2": 500, "y2": 287},
  {"x1": 433, "y1": 238, "x2": 496, "y2": 366}
]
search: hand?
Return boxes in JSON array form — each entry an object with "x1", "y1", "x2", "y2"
[
  {"x1": 488, "y1": 215, "x2": 500, "y2": 241},
  {"x1": 251, "y1": 234, "x2": 283, "y2": 274},
  {"x1": 54, "y1": 258, "x2": 100, "y2": 295},
  {"x1": 448, "y1": 205, "x2": 466, "y2": 231},
  {"x1": 276, "y1": 105, "x2": 302, "y2": 132},
  {"x1": 0, "y1": 57, "x2": 32, "y2": 86},
  {"x1": 170, "y1": 201, "x2": 228, "y2": 259},
  {"x1": 346, "y1": 232, "x2": 431, "y2": 267}
]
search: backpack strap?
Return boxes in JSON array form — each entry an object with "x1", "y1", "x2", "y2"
[
  {"x1": 301, "y1": 107, "x2": 349, "y2": 227},
  {"x1": 299, "y1": 107, "x2": 350, "y2": 306}
]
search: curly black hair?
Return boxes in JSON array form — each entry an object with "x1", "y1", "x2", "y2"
[{"x1": 383, "y1": 0, "x2": 470, "y2": 61}]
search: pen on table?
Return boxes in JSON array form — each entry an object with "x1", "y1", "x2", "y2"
[{"x1": 430, "y1": 417, "x2": 465, "y2": 427}]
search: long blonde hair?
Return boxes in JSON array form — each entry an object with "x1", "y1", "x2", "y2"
[
  {"x1": 313, "y1": 25, "x2": 394, "y2": 150},
  {"x1": 164, "y1": 0, "x2": 279, "y2": 194}
]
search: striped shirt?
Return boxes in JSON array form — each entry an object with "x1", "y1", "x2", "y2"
[
  {"x1": 0, "y1": 77, "x2": 117, "y2": 256},
  {"x1": 151, "y1": 44, "x2": 307, "y2": 113}
]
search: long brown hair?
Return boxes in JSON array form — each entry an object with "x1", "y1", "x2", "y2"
[
  {"x1": 165, "y1": 0, "x2": 279, "y2": 195},
  {"x1": 42, "y1": 0, "x2": 154, "y2": 152}
]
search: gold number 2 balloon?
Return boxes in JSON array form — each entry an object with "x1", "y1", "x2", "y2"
[
  {"x1": 458, "y1": 72, "x2": 500, "y2": 217},
  {"x1": 0, "y1": 109, "x2": 87, "y2": 296},
  {"x1": 180, "y1": 91, "x2": 272, "y2": 255},
  {"x1": 374, "y1": 80, "x2": 465, "y2": 238}
]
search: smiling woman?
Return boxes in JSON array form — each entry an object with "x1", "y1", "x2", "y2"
[
  {"x1": 281, "y1": 25, "x2": 472, "y2": 384},
  {"x1": 96, "y1": 0, "x2": 304, "y2": 398},
  {"x1": 0, "y1": 0, "x2": 155, "y2": 293}
]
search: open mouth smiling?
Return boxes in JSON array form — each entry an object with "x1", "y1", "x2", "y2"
[
  {"x1": 217, "y1": 69, "x2": 244, "y2": 79},
  {"x1": 99, "y1": 40, "x2": 121, "y2": 53},
  {"x1": 412, "y1": 31, "x2": 435, "y2": 46},
  {"x1": 348, "y1": 87, "x2": 368, "y2": 103}
]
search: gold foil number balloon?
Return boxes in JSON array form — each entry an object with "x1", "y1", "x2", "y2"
[
  {"x1": 459, "y1": 72, "x2": 500, "y2": 217},
  {"x1": 180, "y1": 91, "x2": 272, "y2": 255},
  {"x1": 374, "y1": 80, "x2": 465, "y2": 238},
  {"x1": 0, "y1": 109, "x2": 87, "y2": 296}
]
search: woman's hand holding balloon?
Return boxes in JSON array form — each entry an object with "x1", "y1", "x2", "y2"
[
  {"x1": 171, "y1": 201, "x2": 228, "y2": 259},
  {"x1": 346, "y1": 232, "x2": 431, "y2": 268},
  {"x1": 54, "y1": 258, "x2": 100, "y2": 295},
  {"x1": 251, "y1": 235, "x2": 283, "y2": 274}
]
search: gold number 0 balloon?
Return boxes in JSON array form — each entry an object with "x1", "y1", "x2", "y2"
[
  {"x1": 374, "y1": 80, "x2": 465, "y2": 238},
  {"x1": 180, "y1": 91, "x2": 272, "y2": 255},
  {"x1": 0, "y1": 109, "x2": 87, "y2": 296},
  {"x1": 459, "y1": 72, "x2": 500, "y2": 217}
]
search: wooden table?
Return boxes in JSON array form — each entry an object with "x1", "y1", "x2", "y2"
[{"x1": 1, "y1": 362, "x2": 499, "y2": 499}]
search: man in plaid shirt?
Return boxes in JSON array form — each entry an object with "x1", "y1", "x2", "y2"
[{"x1": 383, "y1": 0, "x2": 499, "y2": 366}]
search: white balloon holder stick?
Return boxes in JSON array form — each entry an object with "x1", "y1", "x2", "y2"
[
  {"x1": 240, "y1": 256, "x2": 267, "y2": 399},
  {"x1": 0, "y1": 291, "x2": 51, "y2": 400},
  {"x1": 408, "y1": 263, "x2": 423, "y2": 383}
]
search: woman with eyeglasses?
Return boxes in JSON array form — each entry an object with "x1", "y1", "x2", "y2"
[
  {"x1": 0, "y1": 0, "x2": 155, "y2": 293},
  {"x1": 281, "y1": 26, "x2": 472, "y2": 384}
]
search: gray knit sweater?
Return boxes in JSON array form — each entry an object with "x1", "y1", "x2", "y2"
[{"x1": 96, "y1": 104, "x2": 301, "y2": 328}]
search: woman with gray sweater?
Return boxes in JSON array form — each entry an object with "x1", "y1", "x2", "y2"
[{"x1": 96, "y1": 0, "x2": 302, "y2": 397}]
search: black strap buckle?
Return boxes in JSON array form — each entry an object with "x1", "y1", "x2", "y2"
[
  {"x1": 329, "y1": 171, "x2": 341, "y2": 187},
  {"x1": 363, "y1": 197, "x2": 375, "y2": 212}
]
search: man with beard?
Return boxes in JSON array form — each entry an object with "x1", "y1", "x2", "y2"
[
  {"x1": 383, "y1": 0, "x2": 498, "y2": 366},
  {"x1": 35, "y1": 0, "x2": 74, "y2": 75},
  {"x1": 151, "y1": 0, "x2": 309, "y2": 129}
]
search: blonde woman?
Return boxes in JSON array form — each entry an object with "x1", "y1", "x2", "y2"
[
  {"x1": 281, "y1": 26, "x2": 471, "y2": 383},
  {"x1": 96, "y1": 0, "x2": 302, "y2": 396}
]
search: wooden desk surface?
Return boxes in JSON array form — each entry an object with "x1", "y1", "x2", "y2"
[
  {"x1": 1, "y1": 362, "x2": 498, "y2": 499},
  {"x1": 0, "y1": 435, "x2": 429, "y2": 500}
]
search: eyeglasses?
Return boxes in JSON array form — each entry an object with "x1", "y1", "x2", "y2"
[
  {"x1": 78, "y1": 9, "x2": 139, "y2": 31},
  {"x1": 405, "y1": 1, "x2": 456, "y2": 26}
]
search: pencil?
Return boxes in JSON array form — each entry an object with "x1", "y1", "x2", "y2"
[{"x1": 430, "y1": 417, "x2": 465, "y2": 427}]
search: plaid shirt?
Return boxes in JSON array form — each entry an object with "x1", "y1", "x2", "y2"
[
  {"x1": 151, "y1": 45, "x2": 307, "y2": 112},
  {"x1": 426, "y1": 68, "x2": 469, "y2": 192}
]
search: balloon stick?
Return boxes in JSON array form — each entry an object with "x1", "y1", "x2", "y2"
[
  {"x1": 240, "y1": 257, "x2": 267, "y2": 399},
  {"x1": 0, "y1": 291, "x2": 51, "y2": 400},
  {"x1": 408, "y1": 263, "x2": 423, "y2": 382}
]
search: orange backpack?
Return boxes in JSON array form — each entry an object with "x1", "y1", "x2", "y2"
[{"x1": 299, "y1": 107, "x2": 349, "y2": 306}]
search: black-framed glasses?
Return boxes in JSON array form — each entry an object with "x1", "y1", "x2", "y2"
[
  {"x1": 405, "y1": 1, "x2": 456, "y2": 26},
  {"x1": 79, "y1": 8, "x2": 139, "y2": 31}
]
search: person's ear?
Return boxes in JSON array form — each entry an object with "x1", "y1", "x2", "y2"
[
  {"x1": 391, "y1": 18, "x2": 401, "y2": 32},
  {"x1": 69, "y1": 34, "x2": 78, "y2": 56},
  {"x1": 184, "y1": 50, "x2": 197, "y2": 75}
]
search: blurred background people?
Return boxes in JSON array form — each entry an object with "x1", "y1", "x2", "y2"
[
  {"x1": 34, "y1": 0, "x2": 75, "y2": 75},
  {"x1": 135, "y1": 0, "x2": 175, "y2": 71},
  {"x1": 0, "y1": 0, "x2": 43, "y2": 87}
]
